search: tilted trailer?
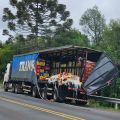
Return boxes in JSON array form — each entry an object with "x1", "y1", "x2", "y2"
[{"x1": 3, "y1": 45, "x2": 118, "y2": 105}]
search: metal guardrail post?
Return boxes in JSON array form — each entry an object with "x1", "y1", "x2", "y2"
[{"x1": 115, "y1": 103, "x2": 118, "y2": 110}]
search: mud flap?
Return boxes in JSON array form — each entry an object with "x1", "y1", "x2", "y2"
[{"x1": 84, "y1": 53, "x2": 119, "y2": 95}]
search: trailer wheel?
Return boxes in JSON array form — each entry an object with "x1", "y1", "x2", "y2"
[
  {"x1": 4, "y1": 82, "x2": 8, "y2": 92},
  {"x1": 15, "y1": 84, "x2": 19, "y2": 94},
  {"x1": 12, "y1": 84, "x2": 15, "y2": 93},
  {"x1": 32, "y1": 86, "x2": 37, "y2": 98},
  {"x1": 53, "y1": 89, "x2": 59, "y2": 102},
  {"x1": 41, "y1": 88, "x2": 47, "y2": 99}
]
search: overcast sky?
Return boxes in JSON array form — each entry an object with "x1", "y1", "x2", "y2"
[{"x1": 0, "y1": 0, "x2": 120, "y2": 42}]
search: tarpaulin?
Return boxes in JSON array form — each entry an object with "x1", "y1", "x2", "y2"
[
  {"x1": 11, "y1": 53, "x2": 38, "y2": 83},
  {"x1": 84, "y1": 53, "x2": 118, "y2": 95}
]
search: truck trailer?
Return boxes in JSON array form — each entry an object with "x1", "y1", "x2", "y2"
[{"x1": 3, "y1": 45, "x2": 118, "y2": 105}]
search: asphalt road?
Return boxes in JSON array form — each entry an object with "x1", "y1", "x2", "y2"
[{"x1": 0, "y1": 89, "x2": 120, "y2": 120}]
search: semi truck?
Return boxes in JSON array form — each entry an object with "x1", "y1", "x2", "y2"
[{"x1": 3, "y1": 45, "x2": 118, "y2": 104}]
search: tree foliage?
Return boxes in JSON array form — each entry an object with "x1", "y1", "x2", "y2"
[
  {"x1": 101, "y1": 19, "x2": 120, "y2": 63},
  {"x1": 93, "y1": 19, "x2": 120, "y2": 99},
  {"x1": 0, "y1": 41, "x2": 3, "y2": 48},
  {"x1": 14, "y1": 35, "x2": 46, "y2": 53},
  {"x1": 0, "y1": 43, "x2": 15, "y2": 80},
  {"x1": 11, "y1": 29, "x2": 89, "y2": 53},
  {"x1": 80, "y1": 6, "x2": 106, "y2": 45},
  {"x1": 2, "y1": 0, "x2": 73, "y2": 38},
  {"x1": 52, "y1": 29, "x2": 89, "y2": 47}
]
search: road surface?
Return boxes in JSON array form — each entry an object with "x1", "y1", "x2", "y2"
[{"x1": 0, "y1": 89, "x2": 120, "y2": 120}]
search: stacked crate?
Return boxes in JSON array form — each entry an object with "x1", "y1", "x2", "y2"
[
  {"x1": 82, "y1": 60, "x2": 96, "y2": 83},
  {"x1": 36, "y1": 60, "x2": 50, "y2": 80}
]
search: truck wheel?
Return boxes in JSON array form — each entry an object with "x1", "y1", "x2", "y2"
[
  {"x1": 4, "y1": 82, "x2": 8, "y2": 92},
  {"x1": 53, "y1": 89, "x2": 59, "y2": 102},
  {"x1": 15, "y1": 84, "x2": 19, "y2": 94},
  {"x1": 12, "y1": 84, "x2": 15, "y2": 93},
  {"x1": 41, "y1": 88, "x2": 47, "y2": 99},
  {"x1": 32, "y1": 86, "x2": 37, "y2": 98}
]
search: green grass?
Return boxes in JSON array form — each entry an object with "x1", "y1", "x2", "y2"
[
  {"x1": 0, "y1": 80, "x2": 3, "y2": 88},
  {"x1": 87, "y1": 100, "x2": 120, "y2": 112}
]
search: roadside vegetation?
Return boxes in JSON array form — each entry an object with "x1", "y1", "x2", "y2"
[
  {"x1": 88, "y1": 100, "x2": 120, "y2": 111},
  {"x1": 0, "y1": 0, "x2": 120, "y2": 108},
  {"x1": 0, "y1": 80, "x2": 3, "y2": 89}
]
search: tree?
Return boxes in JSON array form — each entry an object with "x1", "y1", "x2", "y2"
[
  {"x1": 0, "y1": 41, "x2": 3, "y2": 48},
  {"x1": 14, "y1": 35, "x2": 46, "y2": 53},
  {"x1": 97, "y1": 19, "x2": 120, "y2": 99},
  {"x1": 0, "y1": 43, "x2": 15, "y2": 80},
  {"x1": 102, "y1": 19, "x2": 120, "y2": 63},
  {"x1": 50, "y1": 29, "x2": 89, "y2": 47},
  {"x1": 80, "y1": 6, "x2": 106, "y2": 45},
  {"x1": 2, "y1": 0, "x2": 73, "y2": 38}
]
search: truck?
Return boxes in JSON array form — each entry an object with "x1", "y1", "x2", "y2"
[{"x1": 3, "y1": 45, "x2": 118, "y2": 105}]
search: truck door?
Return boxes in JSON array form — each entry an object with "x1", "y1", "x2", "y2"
[
  {"x1": 3, "y1": 63, "x2": 11, "y2": 83},
  {"x1": 84, "y1": 53, "x2": 118, "y2": 95}
]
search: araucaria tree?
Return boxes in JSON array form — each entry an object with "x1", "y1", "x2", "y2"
[
  {"x1": 2, "y1": 0, "x2": 73, "y2": 38},
  {"x1": 80, "y1": 6, "x2": 106, "y2": 45}
]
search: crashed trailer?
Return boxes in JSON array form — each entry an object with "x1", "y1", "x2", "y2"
[{"x1": 3, "y1": 45, "x2": 118, "y2": 105}]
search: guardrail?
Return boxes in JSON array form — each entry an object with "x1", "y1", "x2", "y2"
[{"x1": 88, "y1": 95, "x2": 120, "y2": 110}]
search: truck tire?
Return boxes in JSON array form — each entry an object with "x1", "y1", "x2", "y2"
[
  {"x1": 32, "y1": 86, "x2": 37, "y2": 98},
  {"x1": 53, "y1": 89, "x2": 59, "y2": 102},
  {"x1": 15, "y1": 84, "x2": 19, "y2": 94},
  {"x1": 12, "y1": 84, "x2": 15, "y2": 93},
  {"x1": 41, "y1": 88, "x2": 47, "y2": 99},
  {"x1": 4, "y1": 82, "x2": 8, "y2": 92}
]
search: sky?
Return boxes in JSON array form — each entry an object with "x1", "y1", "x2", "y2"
[{"x1": 0, "y1": 0, "x2": 120, "y2": 42}]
